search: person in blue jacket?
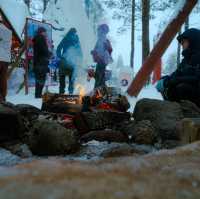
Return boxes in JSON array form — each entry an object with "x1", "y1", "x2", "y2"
[
  {"x1": 156, "y1": 28, "x2": 200, "y2": 106},
  {"x1": 56, "y1": 28, "x2": 83, "y2": 94}
]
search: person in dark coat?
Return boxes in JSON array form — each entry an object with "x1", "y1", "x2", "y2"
[
  {"x1": 56, "y1": 28, "x2": 83, "y2": 95},
  {"x1": 91, "y1": 24, "x2": 113, "y2": 89},
  {"x1": 33, "y1": 27, "x2": 51, "y2": 98},
  {"x1": 156, "y1": 28, "x2": 200, "y2": 106}
]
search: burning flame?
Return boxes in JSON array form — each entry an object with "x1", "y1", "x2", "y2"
[
  {"x1": 95, "y1": 89, "x2": 103, "y2": 99},
  {"x1": 76, "y1": 84, "x2": 86, "y2": 104}
]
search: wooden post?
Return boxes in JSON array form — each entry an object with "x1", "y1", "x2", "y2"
[
  {"x1": 24, "y1": 18, "x2": 29, "y2": 95},
  {"x1": 127, "y1": 0, "x2": 198, "y2": 97}
]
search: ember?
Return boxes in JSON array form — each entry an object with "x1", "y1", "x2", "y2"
[{"x1": 96, "y1": 103, "x2": 115, "y2": 111}]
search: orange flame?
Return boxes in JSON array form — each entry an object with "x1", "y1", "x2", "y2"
[{"x1": 76, "y1": 84, "x2": 86, "y2": 104}]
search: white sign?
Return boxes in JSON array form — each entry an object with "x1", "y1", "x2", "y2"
[{"x1": 0, "y1": 24, "x2": 12, "y2": 62}]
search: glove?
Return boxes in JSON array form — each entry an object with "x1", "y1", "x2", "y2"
[{"x1": 156, "y1": 79, "x2": 165, "y2": 93}]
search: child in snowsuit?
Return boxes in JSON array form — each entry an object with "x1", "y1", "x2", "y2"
[
  {"x1": 91, "y1": 24, "x2": 113, "y2": 89},
  {"x1": 156, "y1": 28, "x2": 200, "y2": 106},
  {"x1": 56, "y1": 28, "x2": 83, "y2": 95}
]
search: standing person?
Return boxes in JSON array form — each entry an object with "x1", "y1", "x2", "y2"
[
  {"x1": 33, "y1": 27, "x2": 51, "y2": 98},
  {"x1": 91, "y1": 24, "x2": 113, "y2": 89},
  {"x1": 0, "y1": 15, "x2": 12, "y2": 102},
  {"x1": 156, "y1": 28, "x2": 200, "y2": 106},
  {"x1": 56, "y1": 28, "x2": 83, "y2": 95}
]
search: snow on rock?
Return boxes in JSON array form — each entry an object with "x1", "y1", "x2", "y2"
[
  {"x1": 44, "y1": 0, "x2": 96, "y2": 66},
  {"x1": 0, "y1": 148, "x2": 22, "y2": 166},
  {"x1": 0, "y1": 0, "x2": 29, "y2": 40}
]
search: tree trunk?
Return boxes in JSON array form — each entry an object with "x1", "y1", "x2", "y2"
[
  {"x1": 142, "y1": 0, "x2": 150, "y2": 84},
  {"x1": 130, "y1": 0, "x2": 135, "y2": 70},
  {"x1": 24, "y1": 0, "x2": 31, "y2": 9},
  {"x1": 127, "y1": 0, "x2": 198, "y2": 97},
  {"x1": 142, "y1": 0, "x2": 150, "y2": 63},
  {"x1": 185, "y1": 17, "x2": 189, "y2": 30},
  {"x1": 43, "y1": 0, "x2": 50, "y2": 13}
]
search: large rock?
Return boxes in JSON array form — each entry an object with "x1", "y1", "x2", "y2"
[
  {"x1": 74, "y1": 110, "x2": 131, "y2": 134},
  {"x1": 132, "y1": 120, "x2": 157, "y2": 145},
  {"x1": 15, "y1": 104, "x2": 41, "y2": 121},
  {"x1": 28, "y1": 119, "x2": 79, "y2": 156},
  {"x1": 133, "y1": 99, "x2": 183, "y2": 141},
  {"x1": 80, "y1": 129, "x2": 129, "y2": 143},
  {"x1": 179, "y1": 100, "x2": 200, "y2": 118},
  {"x1": 0, "y1": 103, "x2": 25, "y2": 142},
  {"x1": 176, "y1": 118, "x2": 200, "y2": 145}
]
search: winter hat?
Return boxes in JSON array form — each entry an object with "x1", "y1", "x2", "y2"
[
  {"x1": 98, "y1": 24, "x2": 109, "y2": 35},
  {"x1": 69, "y1": 28, "x2": 77, "y2": 33},
  {"x1": 177, "y1": 28, "x2": 200, "y2": 50}
]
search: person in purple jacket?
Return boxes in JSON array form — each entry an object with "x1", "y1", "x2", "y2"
[{"x1": 91, "y1": 24, "x2": 113, "y2": 88}]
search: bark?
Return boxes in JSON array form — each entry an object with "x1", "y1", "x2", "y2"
[
  {"x1": 185, "y1": 17, "x2": 189, "y2": 31},
  {"x1": 74, "y1": 111, "x2": 131, "y2": 134},
  {"x1": 41, "y1": 93, "x2": 82, "y2": 115},
  {"x1": 142, "y1": 0, "x2": 150, "y2": 84},
  {"x1": 127, "y1": 0, "x2": 198, "y2": 97},
  {"x1": 142, "y1": 0, "x2": 150, "y2": 63}
]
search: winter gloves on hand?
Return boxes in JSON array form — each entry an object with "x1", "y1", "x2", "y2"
[{"x1": 156, "y1": 79, "x2": 165, "y2": 93}]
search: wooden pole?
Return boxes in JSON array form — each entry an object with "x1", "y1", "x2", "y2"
[
  {"x1": 24, "y1": 18, "x2": 29, "y2": 95},
  {"x1": 127, "y1": 0, "x2": 198, "y2": 97}
]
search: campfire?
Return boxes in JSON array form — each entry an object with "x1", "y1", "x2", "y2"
[{"x1": 42, "y1": 86, "x2": 130, "y2": 115}]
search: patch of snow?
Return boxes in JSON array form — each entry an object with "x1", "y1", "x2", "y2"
[{"x1": 0, "y1": 148, "x2": 22, "y2": 166}]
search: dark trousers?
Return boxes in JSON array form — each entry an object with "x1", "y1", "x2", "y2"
[
  {"x1": 0, "y1": 61, "x2": 8, "y2": 101},
  {"x1": 59, "y1": 73, "x2": 74, "y2": 95},
  {"x1": 94, "y1": 63, "x2": 106, "y2": 89},
  {"x1": 34, "y1": 66, "x2": 47, "y2": 98},
  {"x1": 59, "y1": 59, "x2": 75, "y2": 95}
]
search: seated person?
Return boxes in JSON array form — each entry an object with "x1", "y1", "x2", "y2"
[{"x1": 156, "y1": 28, "x2": 200, "y2": 106}]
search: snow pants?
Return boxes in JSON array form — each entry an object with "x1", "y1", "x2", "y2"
[
  {"x1": 59, "y1": 58, "x2": 76, "y2": 95},
  {"x1": 34, "y1": 64, "x2": 48, "y2": 98},
  {"x1": 94, "y1": 63, "x2": 106, "y2": 89}
]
